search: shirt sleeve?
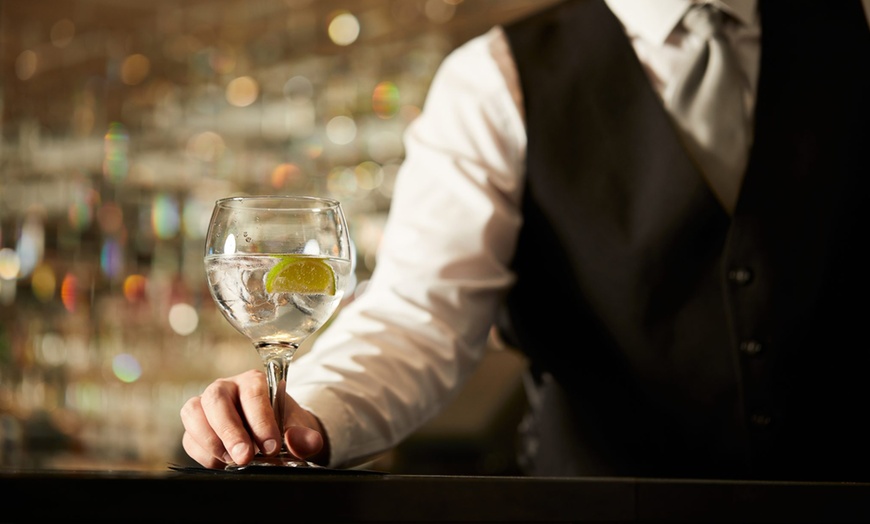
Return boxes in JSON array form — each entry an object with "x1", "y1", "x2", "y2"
[{"x1": 284, "y1": 26, "x2": 527, "y2": 468}]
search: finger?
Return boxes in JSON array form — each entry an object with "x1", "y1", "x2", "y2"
[
  {"x1": 234, "y1": 369, "x2": 283, "y2": 456},
  {"x1": 179, "y1": 395, "x2": 229, "y2": 468},
  {"x1": 181, "y1": 429, "x2": 225, "y2": 469},
  {"x1": 281, "y1": 393, "x2": 327, "y2": 463},
  {"x1": 285, "y1": 425, "x2": 324, "y2": 460},
  {"x1": 199, "y1": 377, "x2": 256, "y2": 466}
]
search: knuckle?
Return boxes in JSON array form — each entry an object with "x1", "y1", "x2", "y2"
[
  {"x1": 199, "y1": 380, "x2": 233, "y2": 408},
  {"x1": 179, "y1": 396, "x2": 202, "y2": 419},
  {"x1": 240, "y1": 380, "x2": 270, "y2": 402}
]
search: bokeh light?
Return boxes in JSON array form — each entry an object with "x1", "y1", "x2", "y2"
[
  {"x1": 38, "y1": 333, "x2": 67, "y2": 366},
  {"x1": 123, "y1": 274, "x2": 148, "y2": 303},
  {"x1": 208, "y1": 44, "x2": 237, "y2": 75},
  {"x1": 152, "y1": 194, "x2": 180, "y2": 239},
  {"x1": 355, "y1": 160, "x2": 385, "y2": 191},
  {"x1": 326, "y1": 115, "x2": 357, "y2": 145},
  {"x1": 186, "y1": 131, "x2": 226, "y2": 163},
  {"x1": 61, "y1": 273, "x2": 78, "y2": 312},
  {"x1": 182, "y1": 197, "x2": 211, "y2": 240},
  {"x1": 283, "y1": 75, "x2": 313, "y2": 100},
  {"x1": 270, "y1": 163, "x2": 302, "y2": 189},
  {"x1": 168, "y1": 303, "x2": 199, "y2": 336},
  {"x1": 31, "y1": 263, "x2": 57, "y2": 302},
  {"x1": 103, "y1": 122, "x2": 130, "y2": 182},
  {"x1": 100, "y1": 238, "x2": 124, "y2": 279},
  {"x1": 121, "y1": 53, "x2": 151, "y2": 85},
  {"x1": 112, "y1": 354, "x2": 142, "y2": 383},
  {"x1": 16, "y1": 213, "x2": 45, "y2": 279},
  {"x1": 226, "y1": 76, "x2": 259, "y2": 107},
  {"x1": 0, "y1": 248, "x2": 21, "y2": 280},
  {"x1": 328, "y1": 11, "x2": 360, "y2": 46},
  {"x1": 68, "y1": 200, "x2": 93, "y2": 231},
  {"x1": 305, "y1": 143, "x2": 324, "y2": 159},
  {"x1": 372, "y1": 81, "x2": 400, "y2": 119},
  {"x1": 15, "y1": 50, "x2": 37, "y2": 80}
]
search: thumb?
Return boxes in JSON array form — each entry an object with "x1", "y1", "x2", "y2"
[
  {"x1": 284, "y1": 425, "x2": 324, "y2": 460},
  {"x1": 282, "y1": 393, "x2": 328, "y2": 463}
]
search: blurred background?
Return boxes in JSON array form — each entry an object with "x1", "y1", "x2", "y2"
[{"x1": 0, "y1": 0, "x2": 550, "y2": 474}]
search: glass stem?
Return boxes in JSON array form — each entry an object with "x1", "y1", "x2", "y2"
[{"x1": 257, "y1": 342, "x2": 297, "y2": 453}]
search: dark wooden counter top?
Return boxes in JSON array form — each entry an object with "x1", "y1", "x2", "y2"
[{"x1": 3, "y1": 466, "x2": 870, "y2": 523}]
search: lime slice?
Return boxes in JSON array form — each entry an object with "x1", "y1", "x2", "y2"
[{"x1": 265, "y1": 255, "x2": 336, "y2": 295}]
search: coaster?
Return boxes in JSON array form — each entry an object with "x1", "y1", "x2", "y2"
[{"x1": 167, "y1": 463, "x2": 385, "y2": 476}]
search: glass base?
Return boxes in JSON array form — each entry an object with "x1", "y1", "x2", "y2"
[{"x1": 225, "y1": 452, "x2": 323, "y2": 471}]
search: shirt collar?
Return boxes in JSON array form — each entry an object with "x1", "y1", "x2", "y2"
[{"x1": 605, "y1": 0, "x2": 757, "y2": 45}]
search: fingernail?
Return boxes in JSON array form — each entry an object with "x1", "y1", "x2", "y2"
[
  {"x1": 231, "y1": 442, "x2": 248, "y2": 460},
  {"x1": 263, "y1": 439, "x2": 278, "y2": 454},
  {"x1": 222, "y1": 452, "x2": 233, "y2": 464}
]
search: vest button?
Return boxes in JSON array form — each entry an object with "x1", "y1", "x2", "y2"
[
  {"x1": 728, "y1": 267, "x2": 753, "y2": 285},
  {"x1": 739, "y1": 340, "x2": 762, "y2": 356}
]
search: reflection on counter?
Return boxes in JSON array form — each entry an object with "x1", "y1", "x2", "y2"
[{"x1": 0, "y1": 0, "x2": 550, "y2": 472}]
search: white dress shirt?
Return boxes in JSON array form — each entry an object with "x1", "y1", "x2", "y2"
[{"x1": 287, "y1": 0, "x2": 870, "y2": 468}]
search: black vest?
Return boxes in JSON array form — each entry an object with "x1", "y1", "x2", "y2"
[{"x1": 500, "y1": 0, "x2": 870, "y2": 480}]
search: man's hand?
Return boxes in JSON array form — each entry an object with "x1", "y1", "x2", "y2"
[{"x1": 180, "y1": 369, "x2": 327, "y2": 468}]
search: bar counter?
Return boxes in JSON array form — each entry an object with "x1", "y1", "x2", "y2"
[{"x1": 3, "y1": 466, "x2": 870, "y2": 522}]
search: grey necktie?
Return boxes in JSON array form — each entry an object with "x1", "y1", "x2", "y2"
[{"x1": 669, "y1": 3, "x2": 749, "y2": 214}]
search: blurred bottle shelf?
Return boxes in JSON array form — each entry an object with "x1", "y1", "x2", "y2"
[{"x1": 0, "y1": 0, "x2": 553, "y2": 472}]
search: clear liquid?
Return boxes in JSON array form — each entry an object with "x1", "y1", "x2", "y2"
[{"x1": 205, "y1": 254, "x2": 351, "y2": 352}]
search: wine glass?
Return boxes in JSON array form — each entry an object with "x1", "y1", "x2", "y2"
[{"x1": 203, "y1": 195, "x2": 352, "y2": 470}]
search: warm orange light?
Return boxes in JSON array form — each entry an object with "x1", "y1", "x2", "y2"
[
  {"x1": 61, "y1": 273, "x2": 78, "y2": 312},
  {"x1": 123, "y1": 274, "x2": 148, "y2": 303}
]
